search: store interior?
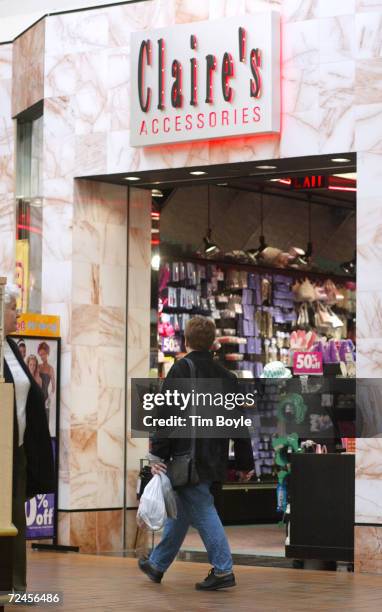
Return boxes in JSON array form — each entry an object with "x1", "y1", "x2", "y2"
[{"x1": 92, "y1": 152, "x2": 357, "y2": 566}]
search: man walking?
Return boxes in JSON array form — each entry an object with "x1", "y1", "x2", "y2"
[{"x1": 139, "y1": 316, "x2": 254, "y2": 591}]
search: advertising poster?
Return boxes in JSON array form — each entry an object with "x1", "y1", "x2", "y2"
[{"x1": 12, "y1": 322, "x2": 60, "y2": 541}]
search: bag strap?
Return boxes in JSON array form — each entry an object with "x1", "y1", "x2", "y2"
[{"x1": 183, "y1": 357, "x2": 197, "y2": 457}]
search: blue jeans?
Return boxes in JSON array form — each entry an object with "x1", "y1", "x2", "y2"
[{"x1": 149, "y1": 482, "x2": 232, "y2": 573}]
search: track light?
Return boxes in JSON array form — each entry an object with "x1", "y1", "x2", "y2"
[
  {"x1": 341, "y1": 252, "x2": 356, "y2": 275},
  {"x1": 204, "y1": 230, "x2": 219, "y2": 254},
  {"x1": 247, "y1": 235, "x2": 267, "y2": 261},
  {"x1": 203, "y1": 185, "x2": 219, "y2": 255},
  {"x1": 296, "y1": 200, "x2": 313, "y2": 266},
  {"x1": 246, "y1": 191, "x2": 267, "y2": 261}
]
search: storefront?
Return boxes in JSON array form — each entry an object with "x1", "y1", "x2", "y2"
[
  {"x1": 0, "y1": 0, "x2": 381, "y2": 573},
  {"x1": 129, "y1": 154, "x2": 356, "y2": 566}
]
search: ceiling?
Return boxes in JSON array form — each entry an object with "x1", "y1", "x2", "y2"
[{"x1": 84, "y1": 152, "x2": 357, "y2": 211}]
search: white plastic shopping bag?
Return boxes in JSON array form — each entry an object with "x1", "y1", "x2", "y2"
[{"x1": 136, "y1": 474, "x2": 167, "y2": 531}]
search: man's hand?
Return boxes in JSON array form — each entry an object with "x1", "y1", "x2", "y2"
[
  {"x1": 151, "y1": 462, "x2": 167, "y2": 476},
  {"x1": 237, "y1": 469, "x2": 255, "y2": 482}
]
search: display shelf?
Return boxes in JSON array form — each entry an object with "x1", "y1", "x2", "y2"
[{"x1": 161, "y1": 254, "x2": 356, "y2": 284}]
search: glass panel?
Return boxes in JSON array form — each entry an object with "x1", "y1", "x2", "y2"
[{"x1": 15, "y1": 116, "x2": 43, "y2": 313}]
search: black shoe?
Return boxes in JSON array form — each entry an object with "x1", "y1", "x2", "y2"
[
  {"x1": 138, "y1": 558, "x2": 163, "y2": 584},
  {"x1": 195, "y1": 568, "x2": 236, "y2": 591}
]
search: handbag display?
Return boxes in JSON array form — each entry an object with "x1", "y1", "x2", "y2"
[
  {"x1": 166, "y1": 358, "x2": 200, "y2": 489},
  {"x1": 295, "y1": 278, "x2": 315, "y2": 302},
  {"x1": 327, "y1": 307, "x2": 344, "y2": 329},
  {"x1": 324, "y1": 279, "x2": 344, "y2": 305},
  {"x1": 314, "y1": 302, "x2": 332, "y2": 332}
]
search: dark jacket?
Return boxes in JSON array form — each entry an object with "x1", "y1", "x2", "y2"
[
  {"x1": 150, "y1": 351, "x2": 254, "y2": 483},
  {"x1": 4, "y1": 337, "x2": 55, "y2": 499}
]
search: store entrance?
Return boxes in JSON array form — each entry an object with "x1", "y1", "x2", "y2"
[
  {"x1": 145, "y1": 153, "x2": 356, "y2": 568},
  {"x1": 92, "y1": 152, "x2": 356, "y2": 568}
]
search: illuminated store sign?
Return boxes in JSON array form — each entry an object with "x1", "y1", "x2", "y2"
[
  {"x1": 130, "y1": 13, "x2": 280, "y2": 147},
  {"x1": 291, "y1": 176, "x2": 329, "y2": 190}
]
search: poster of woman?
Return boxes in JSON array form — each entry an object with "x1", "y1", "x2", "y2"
[{"x1": 17, "y1": 337, "x2": 59, "y2": 439}]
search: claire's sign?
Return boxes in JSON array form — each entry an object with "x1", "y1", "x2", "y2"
[
  {"x1": 293, "y1": 351, "x2": 323, "y2": 376},
  {"x1": 130, "y1": 13, "x2": 280, "y2": 146}
]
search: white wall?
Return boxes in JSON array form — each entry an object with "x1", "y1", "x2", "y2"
[{"x1": 0, "y1": 0, "x2": 137, "y2": 41}]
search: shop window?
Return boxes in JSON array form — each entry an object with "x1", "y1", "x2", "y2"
[{"x1": 15, "y1": 113, "x2": 43, "y2": 313}]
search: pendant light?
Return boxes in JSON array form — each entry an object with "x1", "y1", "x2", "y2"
[
  {"x1": 204, "y1": 185, "x2": 219, "y2": 254},
  {"x1": 247, "y1": 190, "x2": 267, "y2": 261},
  {"x1": 297, "y1": 198, "x2": 313, "y2": 266}
]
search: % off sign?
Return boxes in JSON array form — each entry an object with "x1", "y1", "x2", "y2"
[
  {"x1": 293, "y1": 351, "x2": 323, "y2": 376},
  {"x1": 25, "y1": 493, "x2": 55, "y2": 539}
]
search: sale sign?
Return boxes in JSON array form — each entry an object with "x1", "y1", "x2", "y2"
[
  {"x1": 161, "y1": 335, "x2": 182, "y2": 354},
  {"x1": 293, "y1": 351, "x2": 323, "y2": 376},
  {"x1": 25, "y1": 493, "x2": 55, "y2": 539}
]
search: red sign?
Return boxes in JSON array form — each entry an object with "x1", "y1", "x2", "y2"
[
  {"x1": 291, "y1": 175, "x2": 328, "y2": 190},
  {"x1": 293, "y1": 351, "x2": 323, "y2": 376}
]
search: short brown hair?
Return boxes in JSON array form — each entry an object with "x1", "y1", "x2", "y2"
[
  {"x1": 185, "y1": 316, "x2": 216, "y2": 351},
  {"x1": 38, "y1": 341, "x2": 50, "y2": 354}
]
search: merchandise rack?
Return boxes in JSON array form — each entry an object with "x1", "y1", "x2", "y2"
[{"x1": 160, "y1": 254, "x2": 356, "y2": 284}]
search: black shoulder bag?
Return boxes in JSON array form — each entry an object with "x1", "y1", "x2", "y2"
[{"x1": 166, "y1": 358, "x2": 200, "y2": 489}]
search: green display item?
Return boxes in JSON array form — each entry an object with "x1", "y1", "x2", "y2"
[
  {"x1": 272, "y1": 433, "x2": 300, "y2": 467},
  {"x1": 277, "y1": 469, "x2": 289, "y2": 484},
  {"x1": 277, "y1": 393, "x2": 308, "y2": 425}
]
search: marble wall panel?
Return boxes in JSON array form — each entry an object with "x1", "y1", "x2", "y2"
[
  {"x1": 57, "y1": 509, "x2": 124, "y2": 552},
  {"x1": 57, "y1": 511, "x2": 70, "y2": 545},
  {"x1": 356, "y1": 12, "x2": 382, "y2": 58},
  {"x1": 74, "y1": 132, "x2": 108, "y2": 176},
  {"x1": 282, "y1": 0, "x2": 318, "y2": 22},
  {"x1": 319, "y1": 15, "x2": 355, "y2": 64},
  {"x1": 356, "y1": 439, "x2": 382, "y2": 523},
  {"x1": 356, "y1": 58, "x2": 382, "y2": 105},
  {"x1": 283, "y1": 20, "x2": 320, "y2": 69},
  {"x1": 0, "y1": 44, "x2": 12, "y2": 80},
  {"x1": 356, "y1": 149, "x2": 382, "y2": 380},
  {"x1": 69, "y1": 510, "x2": 97, "y2": 553},
  {"x1": 357, "y1": 292, "x2": 382, "y2": 339},
  {"x1": 45, "y1": 11, "x2": 110, "y2": 56},
  {"x1": 282, "y1": 66, "x2": 319, "y2": 113},
  {"x1": 318, "y1": 0, "x2": 356, "y2": 17},
  {"x1": 0, "y1": 152, "x2": 14, "y2": 196},
  {"x1": 42, "y1": 199, "x2": 73, "y2": 262},
  {"x1": 175, "y1": 0, "x2": 210, "y2": 22},
  {"x1": 108, "y1": 48, "x2": 130, "y2": 133},
  {"x1": 97, "y1": 345, "x2": 126, "y2": 389},
  {"x1": 125, "y1": 188, "x2": 151, "y2": 508},
  {"x1": 356, "y1": 340, "x2": 382, "y2": 378},
  {"x1": 72, "y1": 262, "x2": 100, "y2": 305},
  {"x1": 355, "y1": 527, "x2": 382, "y2": 574},
  {"x1": 71, "y1": 304, "x2": 100, "y2": 346},
  {"x1": 0, "y1": 43, "x2": 14, "y2": 280},
  {"x1": 74, "y1": 180, "x2": 127, "y2": 225},
  {"x1": 12, "y1": 19, "x2": 45, "y2": 117},
  {"x1": 96, "y1": 509, "x2": 123, "y2": 552},
  {"x1": 125, "y1": 508, "x2": 148, "y2": 555},
  {"x1": 356, "y1": 103, "x2": 382, "y2": 152},
  {"x1": 357, "y1": 0, "x2": 382, "y2": 11}
]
